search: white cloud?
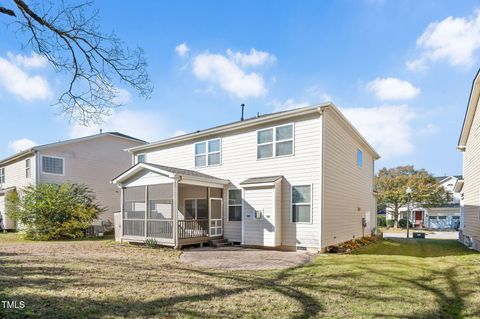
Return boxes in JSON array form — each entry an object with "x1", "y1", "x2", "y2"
[
  {"x1": 113, "y1": 88, "x2": 132, "y2": 105},
  {"x1": 193, "y1": 51, "x2": 267, "y2": 99},
  {"x1": 69, "y1": 109, "x2": 169, "y2": 142},
  {"x1": 269, "y1": 98, "x2": 311, "y2": 112},
  {"x1": 6, "y1": 51, "x2": 48, "y2": 69},
  {"x1": 226, "y1": 48, "x2": 276, "y2": 67},
  {"x1": 367, "y1": 77, "x2": 420, "y2": 101},
  {"x1": 175, "y1": 43, "x2": 190, "y2": 57},
  {"x1": 0, "y1": 55, "x2": 52, "y2": 101},
  {"x1": 8, "y1": 138, "x2": 37, "y2": 153},
  {"x1": 304, "y1": 86, "x2": 332, "y2": 102},
  {"x1": 407, "y1": 10, "x2": 480, "y2": 70},
  {"x1": 341, "y1": 105, "x2": 415, "y2": 159}
]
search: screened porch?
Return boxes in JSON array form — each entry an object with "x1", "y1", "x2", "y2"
[{"x1": 113, "y1": 162, "x2": 229, "y2": 248}]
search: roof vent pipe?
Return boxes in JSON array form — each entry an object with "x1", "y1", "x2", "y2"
[{"x1": 240, "y1": 104, "x2": 245, "y2": 121}]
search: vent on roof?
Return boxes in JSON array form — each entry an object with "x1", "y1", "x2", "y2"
[{"x1": 241, "y1": 103, "x2": 245, "y2": 121}]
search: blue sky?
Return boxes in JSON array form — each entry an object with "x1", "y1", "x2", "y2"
[{"x1": 0, "y1": 0, "x2": 479, "y2": 176}]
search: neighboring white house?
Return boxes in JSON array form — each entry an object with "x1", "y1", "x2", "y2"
[
  {"x1": 0, "y1": 132, "x2": 146, "y2": 231},
  {"x1": 385, "y1": 175, "x2": 462, "y2": 229},
  {"x1": 458, "y1": 69, "x2": 480, "y2": 251},
  {"x1": 112, "y1": 103, "x2": 380, "y2": 251}
]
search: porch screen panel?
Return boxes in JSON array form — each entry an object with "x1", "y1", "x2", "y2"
[
  {"x1": 148, "y1": 184, "x2": 173, "y2": 219},
  {"x1": 123, "y1": 186, "x2": 146, "y2": 236},
  {"x1": 147, "y1": 184, "x2": 174, "y2": 239}
]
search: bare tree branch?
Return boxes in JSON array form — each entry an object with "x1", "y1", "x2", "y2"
[
  {"x1": 1, "y1": 0, "x2": 153, "y2": 125},
  {"x1": 0, "y1": 6, "x2": 16, "y2": 16}
]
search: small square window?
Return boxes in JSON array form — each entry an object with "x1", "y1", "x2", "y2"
[
  {"x1": 137, "y1": 154, "x2": 146, "y2": 163},
  {"x1": 195, "y1": 139, "x2": 221, "y2": 167},
  {"x1": 42, "y1": 156, "x2": 64, "y2": 175}
]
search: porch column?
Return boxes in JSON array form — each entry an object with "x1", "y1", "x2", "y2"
[
  {"x1": 144, "y1": 185, "x2": 148, "y2": 239},
  {"x1": 173, "y1": 178, "x2": 179, "y2": 248},
  {"x1": 120, "y1": 187, "x2": 125, "y2": 242}
]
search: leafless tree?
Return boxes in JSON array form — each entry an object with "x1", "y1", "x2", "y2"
[{"x1": 0, "y1": 0, "x2": 152, "y2": 125}]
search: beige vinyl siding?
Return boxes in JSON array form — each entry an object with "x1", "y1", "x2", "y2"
[
  {"x1": 322, "y1": 107, "x2": 376, "y2": 248},
  {"x1": 0, "y1": 154, "x2": 36, "y2": 230},
  {"x1": 463, "y1": 98, "x2": 480, "y2": 246},
  {"x1": 0, "y1": 154, "x2": 36, "y2": 190},
  {"x1": 136, "y1": 113, "x2": 323, "y2": 249},
  {"x1": 39, "y1": 135, "x2": 143, "y2": 225}
]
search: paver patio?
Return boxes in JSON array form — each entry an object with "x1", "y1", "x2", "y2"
[{"x1": 180, "y1": 246, "x2": 315, "y2": 269}]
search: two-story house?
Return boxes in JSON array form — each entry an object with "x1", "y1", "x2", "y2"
[
  {"x1": 458, "y1": 69, "x2": 480, "y2": 251},
  {"x1": 0, "y1": 132, "x2": 146, "y2": 231},
  {"x1": 112, "y1": 103, "x2": 380, "y2": 251},
  {"x1": 385, "y1": 175, "x2": 462, "y2": 229}
]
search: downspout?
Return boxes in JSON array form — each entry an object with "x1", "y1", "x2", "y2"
[
  {"x1": 320, "y1": 108, "x2": 325, "y2": 252},
  {"x1": 34, "y1": 150, "x2": 40, "y2": 186}
]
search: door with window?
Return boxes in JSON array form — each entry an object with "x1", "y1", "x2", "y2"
[{"x1": 209, "y1": 198, "x2": 223, "y2": 236}]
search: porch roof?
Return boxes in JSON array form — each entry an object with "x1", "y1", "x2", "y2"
[{"x1": 112, "y1": 162, "x2": 230, "y2": 187}]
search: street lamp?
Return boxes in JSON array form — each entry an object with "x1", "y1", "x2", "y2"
[{"x1": 406, "y1": 187, "x2": 412, "y2": 239}]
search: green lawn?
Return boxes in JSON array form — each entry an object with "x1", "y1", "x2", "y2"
[{"x1": 0, "y1": 235, "x2": 479, "y2": 318}]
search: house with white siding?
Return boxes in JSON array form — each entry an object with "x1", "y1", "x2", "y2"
[
  {"x1": 0, "y1": 132, "x2": 146, "y2": 231},
  {"x1": 112, "y1": 103, "x2": 380, "y2": 251},
  {"x1": 385, "y1": 175, "x2": 462, "y2": 230},
  {"x1": 458, "y1": 69, "x2": 480, "y2": 251}
]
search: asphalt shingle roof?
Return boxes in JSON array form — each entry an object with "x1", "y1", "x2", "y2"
[{"x1": 240, "y1": 176, "x2": 283, "y2": 185}]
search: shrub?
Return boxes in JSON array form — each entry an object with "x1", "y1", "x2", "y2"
[
  {"x1": 377, "y1": 215, "x2": 387, "y2": 227},
  {"x1": 398, "y1": 219, "x2": 411, "y2": 228},
  {"x1": 7, "y1": 183, "x2": 104, "y2": 240},
  {"x1": 386, "y1": 219, "x2": 395, "y2": 228},
  {"x1": 144, "y1": 238, "x2": 158, "y2": 248}
]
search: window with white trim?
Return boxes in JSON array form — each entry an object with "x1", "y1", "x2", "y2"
[
  {"x1": 0, "y1": 167, "x2": 4, "y2": 184},
  {"x1": 26, "y1": 158, "x2": 31, "y2": 178},
  {"x1": 136, "y1": 154, "x2": 146, "y2": 164},
  {"x1": 41, "y1": 156, "x2": 64, "y2": 175},
  {"x1": 184, "y1": 198, "x2": 208, "y2": 219},
  {"x1": 228, "y1": 189, "x2": 242, "y2": 221},
  {"x1": 292, "y1": 185, "x2": 311, "y2": 223},
  {"x1": 195, "y1": 139, "x2": 221, "y2": 167},
  {"x1": 257, "y1": 124, "x2": 294, "y2": 159},
  {"x1": 357, "y1": 149, "x2": 363, "y2": 168}
]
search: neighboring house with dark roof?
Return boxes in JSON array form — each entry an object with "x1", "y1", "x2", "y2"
[
  {"x1": 112, "y1": 103, "x2": 380, "y2": 251},
  {"x1": 0, "y1": 132, "x2": 146, "y2": 231},
  {"x1": 386, "y1": 175, "x2": 463, "y2": 230}
]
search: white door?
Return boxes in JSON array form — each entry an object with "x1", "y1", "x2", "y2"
[
  {"x1": 209, "y1": 198, "x2": 223, "y2": 236},
  {"x1": 243, "y1": 187, "x2": 276, "y2": 246}
]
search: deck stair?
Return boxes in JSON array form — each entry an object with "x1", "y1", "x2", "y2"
[{"x1": 208, "y1": 238, "x2": 233, "y2": 247}]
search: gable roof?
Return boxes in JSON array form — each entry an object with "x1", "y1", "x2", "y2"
[
  {"x1": 127, "y1": 102, "x2": 380, "y2": 160},
  {"x1": 458, "y1": 69, "x2": 480, "y2": 151},
  {"x1": 111, "y1": 162, "x2": 229, "y2": 186},
  {"x1": 0, "y1": 132, "x2": 146, "y2": 166},
  {"x1": 435, "y1": 175, "x2": 463, "y2": 183}
]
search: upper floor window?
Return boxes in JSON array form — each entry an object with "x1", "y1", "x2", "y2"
[
  {"x1": 257, "y1": 124, "x2": 294, "y2": 159},
  {"x1": 41, "y1": 156, "x2": 64, "y2": 175},
  {"x1": 195, "y1": 139, "x2": 221, "y2": 167},
  {"x1": 228, "y1": 189, "x2": 242, "y2": 221},
  {"x1": 292, "y1": 185, "x2": 312, "y2": 223},
  {"x1": 136, "y1": 154, "x2": 146, "y2": 164},
  {"x1": 357, "y1": 149, "x2": 363, "y2": 168},
  {"x1": 26, "y1": 159, "x2": 31, "y2": 178},
  {"x1": 0, "y1": 167, "x2": 4, "y2": 184}
]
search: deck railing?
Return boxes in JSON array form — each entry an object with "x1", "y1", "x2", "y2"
[
  {"x1": 147, "y1": 220, "x2": 173, "y2": 238},
  {"x1": 178, "y1": 219, "x2": 209, "y2": 239},
  {"x1": 123, "y1": 219, "x2": 145, "y2": 237}
]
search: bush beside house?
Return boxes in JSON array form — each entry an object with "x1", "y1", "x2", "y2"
[{"x1": 7, "y1": 183, "x2": 104, "y2": 240}]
